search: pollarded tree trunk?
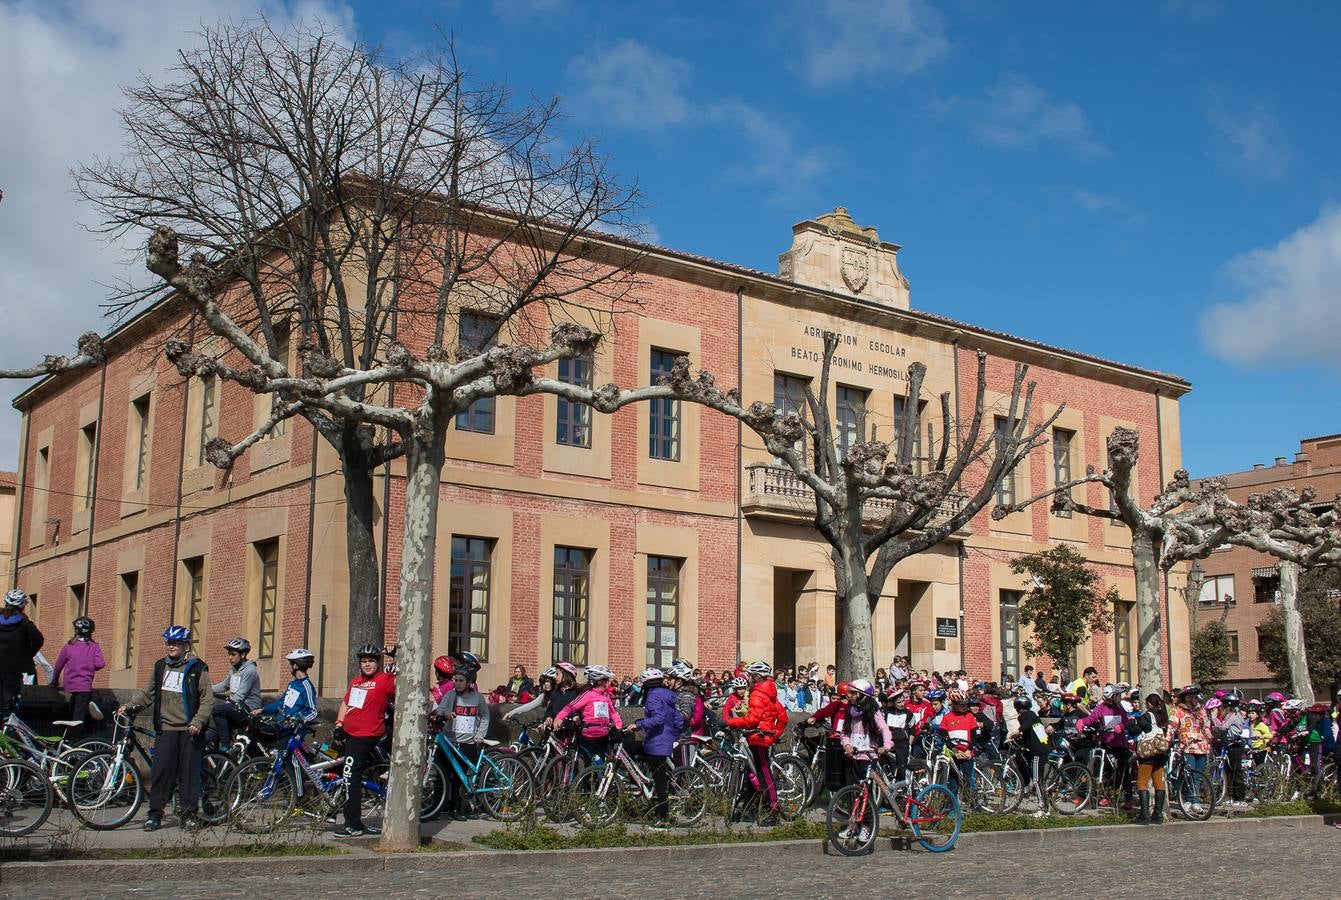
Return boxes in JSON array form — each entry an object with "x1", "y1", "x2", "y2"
[
  {"x1": 381, "y1": 417, "x2": 447, "y2": 851},
  {"x1": 1278, "y1": 560, "x2": 1314, "y2": 701},
  {"x1": 341, "y1": 425, "x2": 383, "y2": 683},
  {"x1": 1131, "y1": 529, "x2": 1165, "y2": 694},
  {"x1": 834, "y1": 539, "x2": 876, "y2": 682}
]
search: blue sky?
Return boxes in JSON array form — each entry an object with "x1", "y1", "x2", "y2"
[{"x1": 4, "y1": 0, "x2": 1340, "y2": 477}]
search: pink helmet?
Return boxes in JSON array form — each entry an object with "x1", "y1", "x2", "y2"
[
  {"x1": 1212, "y1": 690, "x2": 1227, "y2": 699},
  {"x1": 1204, "y1": 698, "x2": 1222, "y2": 710}
]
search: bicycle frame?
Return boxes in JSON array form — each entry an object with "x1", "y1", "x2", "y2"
[{"x1": 433, "y1": 733, "x2": 513, "y2": 797}]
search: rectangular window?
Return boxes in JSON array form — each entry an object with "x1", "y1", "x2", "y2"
[
  {"x1": 773, "y1": 373, "x2": 810, "y2": 460},
  {"x1": 78, "y1": 423, "x2": 97, "y2": 510},
  {"x1": 256, "y1": 540, "x2": 279, "y2": 658},
  {"x1": 197, "y1": 376, "x2": 216, "y2": 465},
  {"x1": 264, "y1": 329, "x2": 290, "y2": 440},
  {"x1": 648, "y1": 350, "x2": 681, "y2": 460},
  {"x1": 68, "y1": 583, "x2": 87, "y2": 624},
  {"x1": 999, "y1": 590, "x2": 1021, "y2": 680},
  {"x1": 893, "y1": 396, "x2": 931, "y2": 473},
  {"x1": 552, "y1": 547, "x2": 591, "y2": 665},
  {"x1": 449, "y1": 537, "x2": 491, "y2": 659},
  {"x1": 835, "y1": 386, "x2": 867, "y2": 459},
  {"x1": 454, "y1": 312, "x2": 498, "y2": 433},
  {"x1": 994, "y1": 417, "x2": 1016, "y2": 507},
  {"x1": 646, "y1": 556, "x2": 681, "y2": 668},
  {"x1": 1198, "y1": 574, "x2": 1236, "y2": 606},
  {"x1": 1114, "y1": 601, "x2": 1134, "y2": 684},
  {"x1": 31, "y1": 446, "x2": 50, "y2": 545},
  {"x1": 120, "y1": 572, "x2": 138, "y2": 669},
  {"x1": 181, "y1": 557, "x2": 206, "y2": 650},
  {"x1": 131, "y1": 395, "x2": 151, "y2": 490},
  {"x1": 1226, "y1": 630, "x2": 1240, "y2": 664},
  {"x1": 556, "y1": 354, "x2": 593, "y2": 448},
  {"x1": 1253, "y1": 574, "x2": 1280, "y2": 604},
  {"x1": 1052, "y1": 427, "x2": 1074, "y2": 518}
]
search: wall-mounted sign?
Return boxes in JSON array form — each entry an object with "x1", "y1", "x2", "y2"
[{"x1": 936, "y1": 617, "x2": 958, "y2": 638}]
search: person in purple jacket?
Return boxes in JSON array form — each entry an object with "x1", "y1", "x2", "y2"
[
  {"x1": 625, "y1": 666, "x2": 684, "y2": 826},
  {"x1": 51, "y1": 616, "x2": 106, "y2": 736}
]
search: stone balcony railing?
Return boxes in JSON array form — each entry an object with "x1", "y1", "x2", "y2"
[{"x1": 743, "y1": 463, "x2": 969, "y2": 536}]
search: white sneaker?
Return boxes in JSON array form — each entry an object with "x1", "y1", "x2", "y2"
[
  {"x1": 857, "y1": 826, "x2": 871, "y2": 842},
  {"x1": 1032, "y1": 809, "x2": 1049, "y2": 819}
]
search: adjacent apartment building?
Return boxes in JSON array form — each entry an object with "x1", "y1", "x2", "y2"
[
  {"x1": 7, "y1": 207, "x2": 1194, "y2": 695},
  {"x1": 1191, "y1": 434, "x2": 1341, "y2": 699}
]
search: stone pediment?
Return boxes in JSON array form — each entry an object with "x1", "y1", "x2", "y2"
[{"x1": 777, "y1": 207, "x2": 910, "y2": 309}]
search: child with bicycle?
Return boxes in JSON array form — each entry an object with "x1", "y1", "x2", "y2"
[
  {"x1": 332, "y1": 643, "x2": 396, "y2": 837},
  {"x1": 432, "y1": 657, "x2": 490, "y2": 821},
  {"x1": 50, "y1": 615, "x2": 105, "y2": 737}
]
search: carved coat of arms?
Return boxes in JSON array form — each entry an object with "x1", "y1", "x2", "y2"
[{"x1": 841, "y1": 246, "x2": 869, "y2": 294}]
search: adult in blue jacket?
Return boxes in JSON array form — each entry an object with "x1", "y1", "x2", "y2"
[{"x1": 627, "y1": 667, "x2": 683, "y2": 825}]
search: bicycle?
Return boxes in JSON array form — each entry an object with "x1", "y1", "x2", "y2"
[
  {"x1": 713, "y1": 728, "x2": 810, "y2": 826},
  {"x1": 826, "y1": 754, "x2": 961, "y2": 855},
  {"x1": 0, "y1": 757, "x2": 54, "y2": 837},
  {"x1": 1, "y1": 711, "x2": 118, "y2": 825},
  {"x1": 225, "y1": 718, "x2": 388, "y2": 834},
  {"x1": 1167, "y1": 743, "x2": 1215, "y2": 821},
  {"x1": 566, "y1": 734, "x2": 708, "y2": 828},
  {"x1": 419, "y1": 722, "x2": 533, "y2": 823}
]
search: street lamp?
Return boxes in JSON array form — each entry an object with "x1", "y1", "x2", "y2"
[{"x1": 1186, "y1": 559, "x2": 1205, "y2": 635}]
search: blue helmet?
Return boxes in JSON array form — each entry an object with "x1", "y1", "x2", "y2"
[
  {"x1": 928, "y1": 689, "x2": 947, "y2": 701},
  {"x1": 162, "y1": 625, "x2": 193, "y2": 643}
]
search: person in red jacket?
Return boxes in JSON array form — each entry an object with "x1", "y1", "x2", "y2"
[
  {"x1": 905, "y1": 681, "x2": 935, "y2": 739},
  {"x1": 726, "y1": 659, "x2": 784, "y2": 824},
  {"x1": 332, "y1": 643, "x2": 396, "y2": 837},
  {"x1": 936, "y1": 689, "x2": 979, "y2": 797},
  {"x1": 806, "y1": 680, "x2": 851, "y2": 792}
]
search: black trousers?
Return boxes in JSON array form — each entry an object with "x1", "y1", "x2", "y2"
[
  {"x1": 68, "y1": 691, "x2": 93, "y2": 740},
  {"x1": 149, "y1": 729, "x2": 204, "y2": 818},
  {"x1": 1226, "y1": 744, "x2": 1246, "y2": 801},
  {"x1": 444, "y1": 742, "x2": 483, "y2": 813},
  {"x1": 0, "y1": 673, "x2": 23, "y2": 718},
  {"x1": 210, "y1": 702, "x2": 250, "y2": 747},
  {"x1": 643, "y1": 753, "x2": 672, "y2": 820},
  {"x1": 342, "y1": 735, "x2": 379, "y2": 828}
]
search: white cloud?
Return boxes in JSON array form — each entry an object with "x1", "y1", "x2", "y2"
[
  {"x1": 940, "y1": 74, "x2": 1108, "y2": 158},
  {"x1": 567, "y1": 38, "x2": 692, "y2": 130},
  {"x1": 1045, "y1": 186, "x2": 1141, "y2": 226},
  {"x1": 492, "y1": 0, "x2": 564, "y2": 19},
  {"x1": 793, "y1": 0, "x2": 948, "y2": 87},
  {"x1": 1208, "y1": 97, "x2": 1291, "y2": 180},
  {"x1": 0, "y1": 0, "x2": 354, "y2": 469},
  {"x1": 1200, "y1": 206, "x2": 1341, "y2": 371}
]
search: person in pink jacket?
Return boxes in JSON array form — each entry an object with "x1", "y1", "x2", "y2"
[
  {"x1": 51, "y1": 616, "x2": 106, "y2": 737},
  {"x1": 554, "y1": 664, "x2": 623, "y2": 760},
  {"x1": 841, "y1": 679, "x2": 892, "y2": 781}
]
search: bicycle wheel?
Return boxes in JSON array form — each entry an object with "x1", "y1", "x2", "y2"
[
  {"x1": 975, "y1": 763, "x2": 1022, "y2": 814},
  {"x1": 537, "y1": 755, "x2": 579, "y2": 823},
  {"x1": 771, "y1": 752, "x2": 812, "y2": 806},
  {"x1": 667, "y1": 765, "x2": 708, "y2": 827},
  {"x1": 1174, "y1": 768, "x2": 1215, "y2": 821},
  {"x1": 477, "y1": 753, "x2": 534, "y2": 823},
  {"x1": 771, "y1": 754, "x2": 812, "y2": 820},
  {"x1": 909, "y1": 783, "x2": 961, "y2": 853},
  {"x1": 1210, "y1": 761, "x2": 1229, "y2": 808},
  {"x1": 356, "y1": 760, "x2": 389, "y2": 829},
  {"x1": 0, "y1": 758, "x2": 53, "y2": 837},
  {"x1": 228, "y1": 758, "x2": 297, "y2": 833},
  {"x1": 826, "y1": 783, "x2": 878, "y2": 856},
  {"x1": 570, "y1": 764, "x2": 622, "y2": 828},
  {"x1": 420, "y1": 756, "x2": 449, "y2": 821},
  {"x1": 68, "y1": 752, "x2": 143, "y2": 829},
  {"x1": 199, "y1": 751, "x2": 238, "y2": 825},
  {"x1": 1047, "y1": 761, "x2": 1093, "y2": 816}
]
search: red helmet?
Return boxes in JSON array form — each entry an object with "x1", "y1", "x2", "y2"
[
  {"x1": 837, "y1": 681, "x2": 851, "y2": 696},
  {"x1": 433, "y1": 655, "x2": 455, "y2": 678}
]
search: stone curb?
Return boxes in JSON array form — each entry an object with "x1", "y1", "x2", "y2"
[{"x1": 4, "y1": 813, "x2": 1336, "y2": 885}]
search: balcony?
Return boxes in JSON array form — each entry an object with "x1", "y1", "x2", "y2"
[{"x1": 743, "y1": 463, "x2": 969, "y2": 538}]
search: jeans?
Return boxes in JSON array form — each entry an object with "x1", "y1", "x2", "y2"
[
  {"x1": 210, "y1": 702, "x2": 251, "y2": 748},
  {"x1": 1182, "y1": 752, "x2": 1207, "y2": 804}
]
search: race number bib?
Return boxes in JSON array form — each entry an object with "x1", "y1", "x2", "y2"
[
  {"x1": 592, "y1": 701, "x2": 610, "y2": 720},
  {"x1": 851, "y1": 731, "x2": 871, "y2": 751},
  {"x1": 1032, "y1": 723, "x2": 1049, "y2": 745},
  {"x1": 162, "y1": 670, "x2": 185, "y2": 693},
  {"x1": 886, "y1": 713, "x2": 907, "y2": 730},
  {"x1": 453, "y1": 715, "x2": 477, "y2": 737},
  {"x1": 1103, "y1": 715, "x2": 1121, "y2": 731},
  {"x1": 283, "y1": 687, "x2": 299, "y2": 707},
  {"x1": 948, "y1": 729, "x2": 969, "y2": 744},
  {"x1": 229, "y1": 673, "x2": 242, "y2": 694},
  {"x1": 347, "y1": 687, "x2": 368, "y2": 710}
]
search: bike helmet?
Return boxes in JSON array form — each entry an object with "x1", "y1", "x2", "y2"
[
  {"x1": 1178, "y1": 684, "x2": 1202, "y2": 698},
  {"x1": 1307, "y1": 703, "x2": 1329, "y2": 715},
  {"x1": 667, "y1": 659, "x2": 695, "y2": 680},
  {"x1": 584, "y1": 664, "x2": 614, "y2": 682},
  {"x1": 1265, "y1": 691, "x2": 1286, "y2": 706},
  {"x1": 1204, "y1": 698, "x2": 1222, "y2": 710},
  {"x1": 225, "y1": 637, "x2": 252, "y2": 654},
  {"x1": 1101, "y1": 683, "x2": 1120, "y2": 700},
  {"x1": 540, "y1": 666, "x2": 558, "y2": 681},
  {"x1": 1282, "y1": 699, "x2": 1305, "y2": 713},
  {"x1": 285, "y1": 647, "x2": 316, "y2": 670},
  {"x1": 1013, "y1": 695, "x2": 1032, "y2": 711},
  {"x1": 162, "y1": 624, "x2": 193, "y2": 643},
  {"x1": 640, "y1": 667, "x2": 665, "y2": 683},
  {"x1": 849, "y1": 678, "x2": 875, "y2": 697},
  {"x1": 1226, "y1": 688, "x2": 1243, "y2": 702},
  {"x1": 73, "y1": 616, "x2": 95, "y2": 636},
  {"x1": 433, "y1": 655, "x2": 455, "y2": 678},
  {"x1": 453, "y1": 650, "x2": 482, "y2": 670},
  {"x1": 1244, "y1": 699, "x2": 1265, "y2": 712},
  {"x1": 1223, "y1": 694, "x2": 1240, "y2": 707},
  {"x1": 728, "y1": 676, "x2": 748, "y2": 690},
  {"x1": 355, "y1": 643, "x2": 383, "y2": 659},
  {"x1": 927, "y1": 689, "x2": 947, "y2": 701},
  {"x1": 555, "y1": 661, "x2": 578, "y2": 679},
  {"x1": 947, "y1": 689, "x2": 967, "y2": 704},
  {"x1": 1060, "y1": 693, "x2": 1081, "y2": 704},
  {"x1": 4, "y1": 589, "x2": 29, "y2": 609},
  {"x1": 744, "y1": 660, "x2": 772, "y2": 677}
]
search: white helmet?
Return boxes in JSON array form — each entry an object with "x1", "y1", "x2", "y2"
[
  {"x1": 849, "y1": 678, "x2": 875, "y2": 697},
  {"x1": 668, "y1": 659, "x2": 695, "y2": 680},
  {"x1": 729, "y1": 676, "x2": 748, "y2": 689},
  {"x1": 584, "y1": 664, "x2": 613, "y2": 682},
  {"x1": 640, "y1": 667, "x2": 665, "y2": 682},
  {"x1": 4, "y1": 589, "x2": 29, "y2": 609},
  {"x1": 744, "y1": 660, "x2": 772, "y2": 677},
  {"x1": 1282, "y1": 699, "x2": 1305, "y2": 713},
  {"x1": 1101, "y1": 683, "x2": 1120, "y2": 700},
  {"x1": 541, "y1": 666, "x2": 558, "y2": 681},
  {"x1": 285, "y1": 648, "x2": 316, "y2": 670}
]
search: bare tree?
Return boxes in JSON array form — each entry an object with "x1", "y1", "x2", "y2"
[
  {"x1": 73, "y1": 18, "x2": 643, "y2": 691},
  {"x1": 546, "y1": 330, "x2": 1060, "y2": 681},
  {"x1": 1166, "y1": 486, "x2": 1341, "y2": 700},
  {"x1": 77, "y1": 20, "x2": 643, "y2": 851}
]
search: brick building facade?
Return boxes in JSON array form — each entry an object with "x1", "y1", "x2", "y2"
[
  {"x1": 1191, "y1": 434, "x2": 1341, "y2": 699},
  {"x1": 7, "y1": 207, "x2": 1193, "y2": 696}
]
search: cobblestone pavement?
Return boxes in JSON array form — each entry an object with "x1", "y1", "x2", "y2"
[{"x1": 16, "y1": 818, "x2": 1338, "y2": 899}]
